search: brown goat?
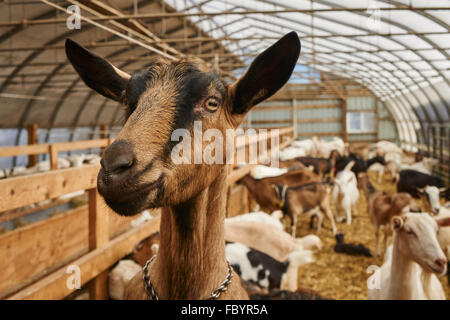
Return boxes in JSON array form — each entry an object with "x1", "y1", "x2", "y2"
[
  {"x1": 66, "y1": 31, "x2": 301, "y2": 299},
  {"x1": 362, "y1": 176, "x2": 420, "y2": 256},
  {"x1": 282, "y1": 182, "x2": 337, "y2": 236},
  {"x1": 239, "y1": 168, "x2": 320, "y2": 213},
  {"x1": 280, "y1": 150, "x2": 339, "y2": 178}
]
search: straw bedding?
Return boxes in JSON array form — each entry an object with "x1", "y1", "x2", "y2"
[{"x1": 292, "y1": 171, "x2": 449, "y2": 300}]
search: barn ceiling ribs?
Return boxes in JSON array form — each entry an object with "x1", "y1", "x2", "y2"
[{"x1": 0, "y1": 0, "x2": 448, "y2": 150}]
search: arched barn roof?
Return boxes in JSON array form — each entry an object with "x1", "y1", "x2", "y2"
[{"x1": 0, "y1": 0, "x2": 448, "y2": 148}]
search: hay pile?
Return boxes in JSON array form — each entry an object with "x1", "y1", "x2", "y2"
[{"x1": 293, "y1": 171, "x2": 450, "y2": 300}]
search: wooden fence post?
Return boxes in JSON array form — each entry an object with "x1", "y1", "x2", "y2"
[
  {"x1": 49, "y1": 144, "x2": 58, "y2": 170},
  {"x1": 88, "y1": 188, "x2": 110, "y2": 300},
  {"x1": 292, "y1": 99, "x2": 297, "y2": 138},
  {"x1": 26, "y1": 123, "x2": 38, "y2": 168},
  {"x1": 341, "y1": 98, "x2": 348, "y2": 142}
]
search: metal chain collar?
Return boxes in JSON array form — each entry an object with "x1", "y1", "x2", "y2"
[{"x1": 142, "y1": 254, "x2": 233, "y2": 300}]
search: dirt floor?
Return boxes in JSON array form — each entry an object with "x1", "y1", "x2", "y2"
[{"x1": 292, "y1": 171, "x2": 450, "y2": 300}]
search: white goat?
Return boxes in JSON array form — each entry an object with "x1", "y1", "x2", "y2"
[
  {"x1": 225, "y1": 218, "x2": 321, "y2": 261},
  {"x1": 313, "y1": 136, "x2": 345, "y2": 158},
  {"x1": 109, "y1": 259, "x2": 142, "y2": 300},
  {"x1": 249, "y1": 165, "x2": 288, "y2": 180},
  {"x1": 400, "y1": 157, "x2": 438, "y2": 175},
  {"x1": 332, "y1": 161, "x2": 359, "y2": 225},
  {"x1": 375, "y1": 140, "x2": 402, "y2": 156},
  {"x1": 368, "y1": 213, "x2": 450, "y2": 300},
  {"x1": 279, "y1": 146, "x2": 306, "y2": 161},
  {"x1": 226, "y1": 211, "x2": 284, "y2": 230},
  {"x1": 291, "y1": 139, "x2": 315, "y2": 156},
  {"x1": 418, "y1": 186, "x2": 450, "y2": 261}
]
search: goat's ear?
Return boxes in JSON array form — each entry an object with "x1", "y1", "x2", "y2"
[
  {"x1": 229, "y1": 32, "x2": 300, "y2": 116},
  {"x1": 391, "y1": 216, "x2": 404, "y2": 231},
  {"x1": 439, "y1": 187, "x2": 447, "y2": 193},
  {"x1": 65, "y1": 38, "x2": 130, "y2": 101},
  {"x1": 436, "y1": 217, "x2": 450, "y2": 228},
  {"x1": 416, "y1": 187, "x2": 425, "y2": 195}
]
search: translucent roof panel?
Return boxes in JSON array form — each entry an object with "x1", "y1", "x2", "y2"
[
  {"x1": 0, "y1": 0, "x2": 448, "y2": 149},
  {"x1": 165, "y1": 0, "x2": 449, "y2": 132}
]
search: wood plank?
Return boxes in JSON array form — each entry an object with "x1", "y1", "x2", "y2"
[
  {"x1": 0, "y1": 195, "x2": 84, "y2": 224},
  {"x1": 88, "y1": 189, "x2": 109, "y2": 249},
  {"x1": 88, "y1": 189, "x2": 110, "y2": 300},
  {"x1": 253, "y1": 105, "x2": 291, "y2": 111},
  {"x1": 27, "y1": 123, "x2": 38, "y2": 168},
  {"x1": 7, "y1": 216, "x2": 160, "y2": 300},
  {"x1": 0, "y1": 165, "x2": 100, "y2": 212},
  {"x1": 0, "y1": 203, "x2": 150, "y2": 299},
  {"x1": 297, "y1": 131, "x2": 343, "y2": 137},
  {"x1": 0, "y1": 206, "x2": 89, "y2": 298},
  {"x1": 55, "y1": 139, "x2": 109, "y2": 152},
  {"x1": 342, "y1": 99, "x2": 348, "y2": 142},
  {"x1": 0, "y1": 139, "x2": 109, "y2": 158},
  {"x1": 250, "y1": 119, "x2": 291, "y2": 125},
  {"x1": 297, "y1": 117, "x2": 341, "y2": 123},
  {"x1": 49, "y1": 144, "x2": 58, "y2": 170},
  {"x1": 295, "y1": 103, "x2": 340, "y2": 109},
  {"x1": 348, "y1": 131, "x2": 377, "y2": 135},
  {"x1": 0, "y1": 144, "x2": 49, "y2": 158}
]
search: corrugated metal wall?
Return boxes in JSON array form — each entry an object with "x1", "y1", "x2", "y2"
[{"x1": 247, "y1": 95, "x2": 398, "y2": 143}]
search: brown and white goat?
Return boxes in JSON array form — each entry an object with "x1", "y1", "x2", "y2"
[
  {"x1": 362, "y1": 175, "x2": 420, "y2": 257},
  {"x1": 66, "y1": 32, "x2": 301, "y2": 299},
  {"x1": 367, "y1": 213, "x2": 450, "y2": 300},
  {"x1": 239, "y1": 167, "x2": 320, "y2": 213},
  {"x1": 282, "y1": 181, "x2": 337, "y2": 236}
]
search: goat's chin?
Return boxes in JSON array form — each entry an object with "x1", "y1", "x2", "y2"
[
  {"x1": 100, "y1": 186, "x2": 163, "y2": 217},
  {"x1": 423, "y1": 261, "x2": 447, "y2": 276},
  {"x1": 105, "y1": 198, "x2": 148, "y2": 216}
]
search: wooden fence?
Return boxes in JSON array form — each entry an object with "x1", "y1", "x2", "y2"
[{"x1": 0, "y1": 127, "x2": 294, "y2": 300}]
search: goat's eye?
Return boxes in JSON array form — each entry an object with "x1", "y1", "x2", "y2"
[
  {"x1": 205, "y1": 97, "x2": 220, "y2": 112},
  {"x1": 405, "y1": 229, "x2": 415, "y2": 236}
]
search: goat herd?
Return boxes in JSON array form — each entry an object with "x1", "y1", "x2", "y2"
[
  {"x1": 109, "y1": 136, "x2": 450, "y2": 300},
  {"x1": 2, "y1": 138, "x2": 448, "y2": 300}
]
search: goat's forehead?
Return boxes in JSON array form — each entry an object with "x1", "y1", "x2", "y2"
[
  {"x1": 405, "y1": 214, "x2": 436, "y2": 231},
  {"x1": 425, "y1": 186, "x2": 439, "y2": 195},
  {"x1": 123, "y1": 60, "x2": 226, "y2": 117}
]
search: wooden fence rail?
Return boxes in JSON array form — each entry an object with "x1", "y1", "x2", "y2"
[
  {"x1": 0, "y1": 139, "x2": 111, "y2": 170},
  {"x1": 0, "y1": 127, "x2": 294, "y2": 300}
]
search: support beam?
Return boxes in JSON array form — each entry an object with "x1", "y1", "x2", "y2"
[
  {"x1": 1, "y1": 7, "x2": 448, "y2": 27},
  {"x1": 342, "y1": 99, "x2": 348, "y2": 143},
  {"x1": 88, "y1": 189, "x2": 110, "y2": 300},
  {"x1": 26, "y1": 123, "x2": 38, "y2": 168}
]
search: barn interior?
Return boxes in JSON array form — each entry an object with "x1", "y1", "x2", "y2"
[{"x1": 0, "y1": 0, "x2": 449, "y2": 300}]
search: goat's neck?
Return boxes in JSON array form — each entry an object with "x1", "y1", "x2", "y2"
[
  {"x1": 152, "y1": 167, "x2": 229, "y2": 299},
  {"x1": 388, "y1": 234, "x2": 420, "y2": 299}
]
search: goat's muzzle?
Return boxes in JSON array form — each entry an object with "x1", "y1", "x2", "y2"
[{"x1": 97, "y1": 140, "x2": 149, "y2": 216}]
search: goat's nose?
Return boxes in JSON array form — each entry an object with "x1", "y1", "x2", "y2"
[
  {"x1": 435, "y1": 259, "x2": 447, "y2": 269},
  {"x1": 101, "y1": 140, "x2": 135, "y2": 174}
]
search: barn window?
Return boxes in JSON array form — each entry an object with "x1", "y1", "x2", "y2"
[{"x1": 347, "y1": 112, "x2": 376, "y2": 133}]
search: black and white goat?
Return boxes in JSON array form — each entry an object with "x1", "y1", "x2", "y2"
[{"x1": 225, "y1": 242, "x2": 314, "y2": 291}]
